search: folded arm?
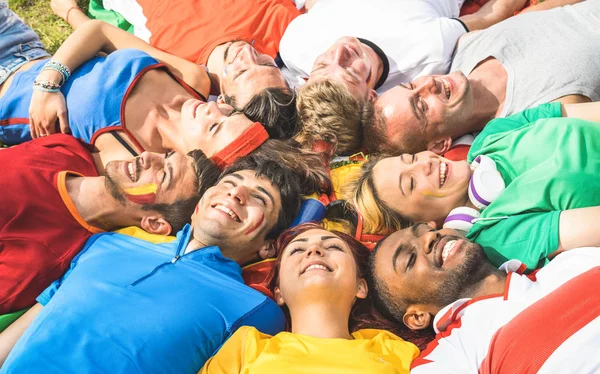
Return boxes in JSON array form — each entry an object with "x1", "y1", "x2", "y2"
[{"x1": 550, "y1": 206, "x2": 600, "y2": 259}]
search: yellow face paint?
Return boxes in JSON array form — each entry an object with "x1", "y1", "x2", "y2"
[{"x1": 124, "y1": 183, "x2": 158, "y2": 204}]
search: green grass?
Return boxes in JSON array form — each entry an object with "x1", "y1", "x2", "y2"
[{"x1": 11, "y1": 0, "x2": 88, "y2": 54}]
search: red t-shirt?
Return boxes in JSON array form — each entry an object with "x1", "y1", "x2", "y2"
[
  {"x1": 138, "y1": 0, "x2": 301, "y2": 64},
  {"x1": 0, "y1": 134, "x2": 103, "y2": 314}
]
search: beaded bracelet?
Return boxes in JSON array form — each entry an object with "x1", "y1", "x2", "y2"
[
  {"x1": 33, "y1": 79, "x2": 62, "y2": 93},
  {"x1": 41, "y1": 61, "x2": 71, "y2": 85}
]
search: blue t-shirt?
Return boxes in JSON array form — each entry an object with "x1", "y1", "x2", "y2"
[
  {"x1": 2, "y1": 225, "x2": 285, "y2": 373},
  {"x1": 1, "y1": 49, "x2": 168, "y2": 147}
]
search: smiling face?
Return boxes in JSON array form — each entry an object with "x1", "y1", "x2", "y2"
[
  {"x1": 220, "y1": 41, "x2": 288, "y2": 107},
  {"x1": 180, "y1": 99, "x2": 254, "y2": 157},
  {"x1": 274, "y1": 228, "x2": 367, "y2": 310},
  {"x1": 308, "y1": 37, "x2": 375, "y2": 101},
  {"x1": 372, "y1": 223, "x2": 490, "y2": 327},
  {"x1": 191, "y1": 169, "x2": 282, "y2": 257},
  {"x1": 375, "y1": 71, "x2": 473, "y2": 153},
  {"x1": 104, "y1": 151, "x2": 197, "y2": 206},
  {"x1": 372, "y1": 151, "x2": 472, "y2": 226}
]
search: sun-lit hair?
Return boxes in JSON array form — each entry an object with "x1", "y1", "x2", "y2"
[
  {"x1": 348, "y1": 154, "x2": 413, "y2": 235},
  {"x1": 296, "y1": 80, "x2": 373, "y2": 156},
  {"x1": 363, "y1": 105, "x2": 427, "y2": 155}
]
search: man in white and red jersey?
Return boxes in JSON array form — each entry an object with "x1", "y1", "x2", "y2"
[{"x1": 368, "y1": 222, "x2": 600, "y2": 373}]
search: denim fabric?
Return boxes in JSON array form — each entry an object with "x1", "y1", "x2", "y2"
[{"x1": 0, "y1": 4, "x2": 50, "y2": 86}]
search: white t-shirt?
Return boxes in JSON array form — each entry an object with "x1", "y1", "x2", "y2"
[
  {"x1": 411, "y1": 247, "x2": 600, "y2": 374},
  {"x1": 279, "y1": 0, "x2": 467, "y2": 94}
]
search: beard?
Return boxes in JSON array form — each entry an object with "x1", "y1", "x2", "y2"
[
  {"x1": 418, "y1": 242, "x2": 491, "y2": 308},
  {"x1": 104, "y1": 170, "x2": 127, "y2": 205}
]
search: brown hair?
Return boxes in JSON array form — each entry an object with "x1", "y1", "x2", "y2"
[
  {"x1": 348, "y1": 154, "x2": 413, "y2": 235},
  {"x1": 363, "y1": 105, "x2": 427, "y2": 155},
  {"x1": 267, "y1": 222, "x2": 370, "y2": 332},
  {"x1": 296, "y1": 80, "x2": 373, "y2": 156}
]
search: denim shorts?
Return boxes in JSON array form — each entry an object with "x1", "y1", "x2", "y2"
[{"x1": 0, "y1": 4, "x2": 50, "y2": 86}]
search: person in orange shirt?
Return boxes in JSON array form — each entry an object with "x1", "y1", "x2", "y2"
[
  {"x1": 200, "y1": 222, "x2": 419, "y2": 373},
  {"x1": 52, "y1": 0, "x2": 300, "y2": 139}
]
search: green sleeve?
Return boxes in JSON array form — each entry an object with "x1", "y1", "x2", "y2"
[
  {"x1": 88, "y1": 0, "x2": 134, "y2": 33},
  {"x1": 467, "y1": 210, "x2": 561, "y2": 270},
  {"x1": 469, "y1": 102, "x2": 562, "y2": 160}
]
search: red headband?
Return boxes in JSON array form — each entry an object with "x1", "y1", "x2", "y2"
[{"x1": 211, "y1": 122, "x2": 269, "y2": 169}]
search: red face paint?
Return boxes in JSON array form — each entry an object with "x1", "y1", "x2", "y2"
[
  {"x1": 124, "y1": 183, "x2": 158, "y2": 204},
  {"x1": 244, "y1": 213, "x2": 264, "y2": 236}
]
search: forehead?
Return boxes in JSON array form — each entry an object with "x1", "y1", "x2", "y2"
[
  {"x1": 374, "y1": 229, "x2": 414, "y2": 276},
  {"x1": 221, "y1": 169, "x2": 281, "y2": 198},
  {"x1": 372, "y1": 156, "x2": 402, "y2": 192},
  {"x1": 159, "y1": 153, "x2": 196, "y2": 200},
  {"x1": 376, "y1": 87, "x2": 421, "y2": 136},
  {"x1": 292, "y1": 229, "x2": 340, "y2": 243}
]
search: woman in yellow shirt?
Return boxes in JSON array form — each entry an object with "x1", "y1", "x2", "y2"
[{"x1": 200, "y1": 222, "x2": 419, "y2": 374}]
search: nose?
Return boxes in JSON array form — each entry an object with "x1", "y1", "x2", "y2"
[
  {"x1": 227, "y1": 184, "x2": 249, "y2": 205},
  {"x1": 332, "y1": 44, "x2": 353, "y2": 66},
  {"x1": 420, "y1": 230, "x2": 440, "y2": 255},
  {"x1": 405, "y1": 154, "x2": 433, "y2": 176},
  {"x1": 414, "y1": 76, "x2": 438, "y2": 96},
  {"x1": 239, "y1": 44, "x2": 257, "y2": 63},
  {"x1": 138, "y1": 151, "x2": 156, "y2": 169},
  {"x1": 306, "y1": 244, "x2": 325, "y2": 257}
]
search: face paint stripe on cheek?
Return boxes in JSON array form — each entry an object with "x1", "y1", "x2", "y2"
[
  {"x1": 124, "y1": 183, "x2": 158, "y2": 204},
  {"x1": 244, "y1": 213, "x2": 264, "y2": 236}
]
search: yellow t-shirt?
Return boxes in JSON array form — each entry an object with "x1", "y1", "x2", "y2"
[{"x1": 200, "y1": 326, "x2": 419, "y2": 374}]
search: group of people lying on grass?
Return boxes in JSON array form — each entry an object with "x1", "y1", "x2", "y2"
[{"x1": 0, "y1": 0, "x2": 599, "y2": 372}]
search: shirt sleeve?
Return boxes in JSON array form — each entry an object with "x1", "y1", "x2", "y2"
[
  {"x1": 469, "y1": 102, "x2": 562, "y2": 159},
  {"x1": 468, "y1": 211, "x2": 561, "y2": 270},
  {"x1": 199, "y1": 326, "x2": 255, "y2": 374}
]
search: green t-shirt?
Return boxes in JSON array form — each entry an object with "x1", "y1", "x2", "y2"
[{"x1": 467, "y1": 102, "x2": 600, "y2": 270}]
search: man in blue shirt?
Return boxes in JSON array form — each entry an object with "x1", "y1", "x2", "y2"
[{"x1": 0, "y1": 155, "x2": 302, "y2": 373}]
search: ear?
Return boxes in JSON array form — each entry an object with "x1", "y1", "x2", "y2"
[
  {"x1": 258, "y1": 241, "x2": 276, "y2": 259},
  {"x1": 141, "y1": 215, "x2": 172, "y2": 236},
  {"x1": 367, "y1": 89, "x2": 378, "y2": 103},
  {"x1": 273, "y1": 287, "x2": 285, "y2": 306},
  {"x1": 355, "y1": 278, "x2": 368, "y2": 299},
  {"x1": 427, "y1": 137, "x2": 453, "y2": 155},
  {"x1": 216, "y1": 95, "x2": 225, "y2": 104},
  {"x1": 403, "y1": 304, "x2": 433, "y2": 331}
]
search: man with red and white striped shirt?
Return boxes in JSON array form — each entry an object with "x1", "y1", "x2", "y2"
[{"x1": 369, "y1": 223, "x2": 600, "y2": 373}]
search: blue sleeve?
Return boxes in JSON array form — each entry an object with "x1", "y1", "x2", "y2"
[{"x1": 36, "y1": 234, "x2": 102, "y2": 306}]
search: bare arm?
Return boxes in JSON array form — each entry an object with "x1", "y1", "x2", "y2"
[
  {"x1": 459, "y1": 0, "x2": 528, "y2": 31},
  {"x1": 42, "y1": 20, "x2": 210, "y2": 95},
  {"x1": 548, "y1": 207, "x2": 600, "y2": 260},
  {"x1": 0, "y1": 304, "x2": 43, "y2": 367},
  {"x1": 561, "y1": 102, "x2": 600, "y2": 123}
]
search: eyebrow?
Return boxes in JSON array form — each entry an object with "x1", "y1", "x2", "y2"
[
  {"x1": 398, "y1": 83, "x2": 425, "y2": 127},
  {"x1": 166, "y1": 162, "x2": 174, "y2": 190},
  {"x1": 257, "y1": 186, "x2": 275, "y2": 205},
  {"x1": 230, "y1": 173, "x2": 244, "y2": 181},
  {"x1": 289, "y1": 235, "x2": 339, "y2": 245}
]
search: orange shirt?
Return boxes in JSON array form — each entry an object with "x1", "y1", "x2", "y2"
[{"x1": 138, "y1": 0, "x2": 301, "y2": 64}]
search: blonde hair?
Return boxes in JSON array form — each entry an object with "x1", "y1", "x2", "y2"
[
  {"x1": 296, "y1": 80, "x2": 373, "y2": 156},
  {"x1": 347, "y1": 155, "x2": 414, "y2": 234}
]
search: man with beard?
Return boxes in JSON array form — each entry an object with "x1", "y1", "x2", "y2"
[
  {"x1": 369, "y1": 223, "x2": 600, "y2": 373},
  {"x1": 368, "y1": 0, "x2": 600, "y2": 155},
  {"x1": 0, "y1": 155, "x2": 303, "y2": 373},
  {"x1": 0, "y1": 134, "x2": 220, "y2": 315}
]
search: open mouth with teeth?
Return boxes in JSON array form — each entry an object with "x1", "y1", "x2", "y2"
[
  {"x1": 126, "y1": 159, "x2": 140, "y2": 182},
  {"x1": 301, "y1": 262, "x2": 332, "y2": 274},
  {"x1": 439, "y1": 161, "x2": 448, "y2": 188},
  {"x1": 213, "y1": 204, "x2": 241, "y2": 222},
  {"x1": 433, "y1": 236, "x2": 463, "y2": 267},
  {"x1": 440, "y1": 79, "x2": 451, "y2": 100}
]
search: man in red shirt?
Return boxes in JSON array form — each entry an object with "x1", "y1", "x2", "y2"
[
  {"x1": 55, "y1": 0, "x2": 301, "y2": 139},
  {"x1": 0, "y1": 134, "x2": 220, "y2": 314}
]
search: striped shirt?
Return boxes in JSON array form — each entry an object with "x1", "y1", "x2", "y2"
[{"x1": 411, "y1": 247, "x2": 600, "y2": 374}]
